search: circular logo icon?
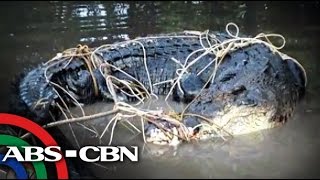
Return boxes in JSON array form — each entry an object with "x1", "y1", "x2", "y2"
[{"x1": 0, "y1": 113, "x2": 69, "y2": 179}]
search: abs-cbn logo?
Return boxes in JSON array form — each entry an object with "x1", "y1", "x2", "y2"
[
  {"x1": 2, "y1": 146, "x2": 138, "y2": 163},
  {"x1": 0, "y1": 113, "x2": 138, "y2": 179}
]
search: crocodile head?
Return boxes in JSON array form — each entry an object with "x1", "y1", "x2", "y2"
[
  {"x1": 183, "y1": 43, "x2": 306, "y2": 137},
  {"x1": 145, "y1": 43, "x2": 306, "y2": 144},
  {"x1": 184, "y1": 84, "x2": 286, "y2": 137}
]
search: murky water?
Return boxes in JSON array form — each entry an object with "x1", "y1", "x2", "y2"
[{"x1": 1, "y1": 1, "x2": 320, "y2": 178}]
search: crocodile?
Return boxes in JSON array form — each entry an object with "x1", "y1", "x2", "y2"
[{"x1": 11, "y1": 31, "x2": 306, "y2": 142}]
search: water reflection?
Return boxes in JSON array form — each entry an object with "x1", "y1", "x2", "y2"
[{"x1": 0, "y1": 1, "x2": 320, "y2": 178}]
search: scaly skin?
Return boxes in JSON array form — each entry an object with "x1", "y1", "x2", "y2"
[
  {"x1": 17, "y1": 57, "x2": 99, "y2": 124},
  {"x1": 14, "y1": 31, "x2": 306, "y2": 141},
  {"x1": 97, "y1": 32, "x2": 233, "y2": 101},
  {"x1": 182, "y1": 43, "x2": 305, "y2": 137},
  {"x1": 95, "y1": 33, "x2": 305, "y2": 140}
]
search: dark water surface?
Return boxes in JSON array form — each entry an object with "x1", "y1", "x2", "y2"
[{"x1": 1, "y1": 1, "x2": 320, "y2": 179}]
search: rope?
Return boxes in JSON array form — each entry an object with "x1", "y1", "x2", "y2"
[{"x1": 29, "y1": 22, "x2": 307, "y2": 146}]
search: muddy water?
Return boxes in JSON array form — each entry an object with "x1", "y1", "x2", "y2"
[{"x1": 1, "y1": 1, "x2": 320, "y2": 178}]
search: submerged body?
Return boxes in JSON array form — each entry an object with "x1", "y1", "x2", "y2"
[{"x1": 13, "y1": 31, "x2": 306, "y2": 143}]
